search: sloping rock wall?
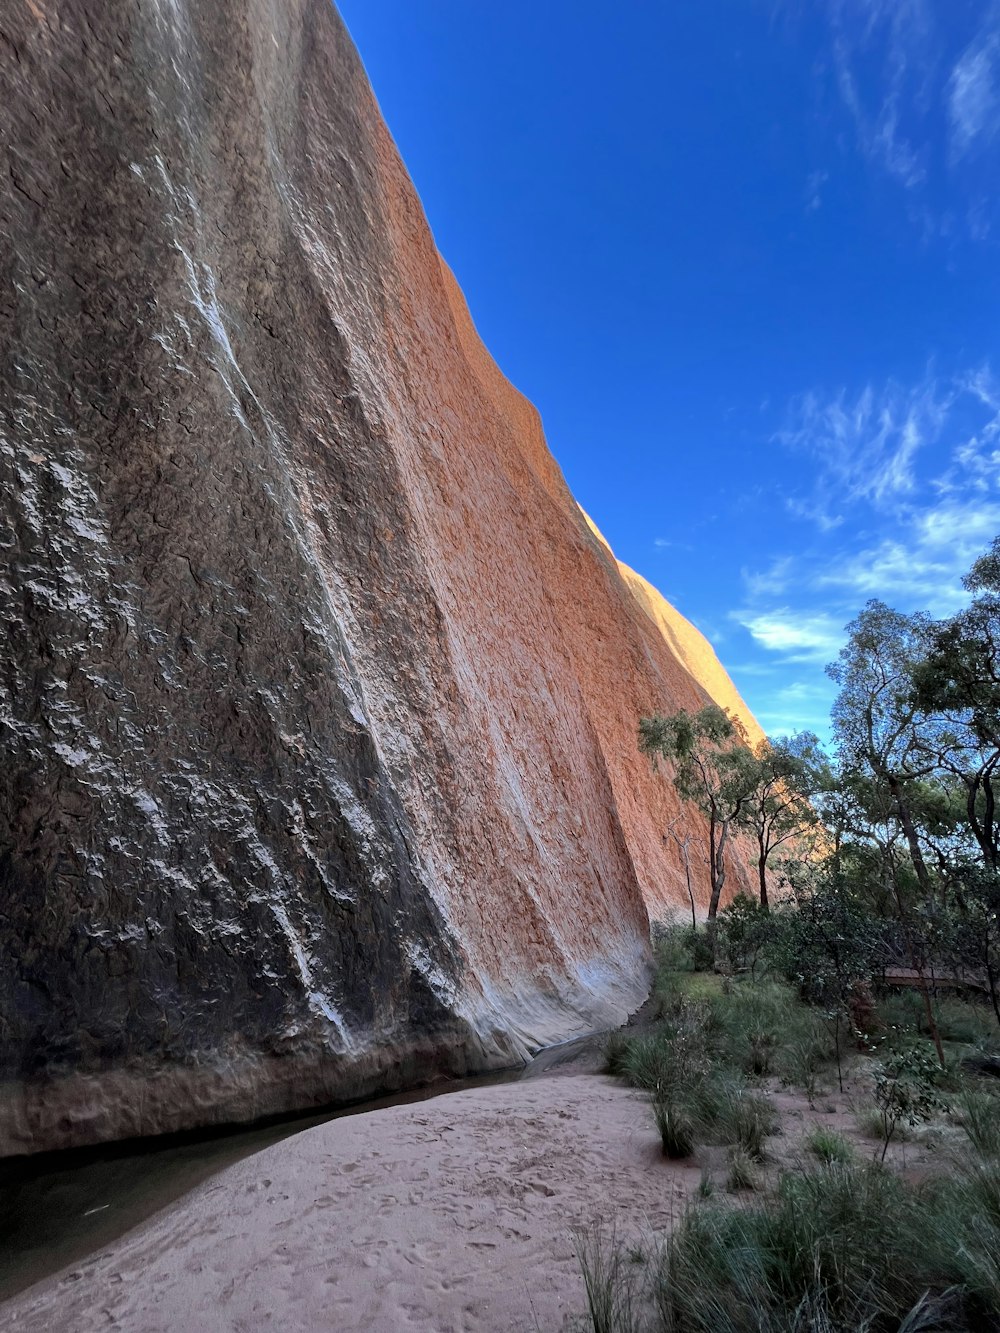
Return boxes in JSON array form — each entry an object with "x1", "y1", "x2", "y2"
[{"x1": 0, "y1": 0, "x2": 761, "y2": 1154}]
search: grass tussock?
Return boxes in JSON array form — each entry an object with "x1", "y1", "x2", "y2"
[
  {"x1": 724, "y1": 1146, "x2": 759, "y2": 1192},
  {"x1": 578, "y1": 1154, "x2": 1000, "y2": 1331},
  {"x1": 584, "y1": 958, "x2": 1000, "y2": 1332},
  {"x1": 804, "y1": 1124, "x2": 855, "y2": 1165},
  {"x1": 609, "y1": 972, "x2": 797, "y2": 1160}
]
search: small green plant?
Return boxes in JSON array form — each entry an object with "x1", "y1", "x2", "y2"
[
  {"x1": 781, "y1": 1031, "x2": 829, "y2": 1103},
  {"x1": 709, "y1": 978, "x2": 805, "y2": 1078},
  {"x1": 718, "y1": 891, "x2": 782, "y2": 979},
  {"x1": 873, "y1": 1046, "x2": 948, "y2": 1162},
  {"x1": 726, "y1": 1144, "x2": 759, "y2": 1191},
  {"x1": 804, "y1": 1124, "x2": 855, "y2": 1165},
  {"x1": 651, "y1": 922, "x2": 695, "y2": 974},
  {"x1": 711, "y1": 1080, "x2": 779, "y2": 1159},
  {"x1": 956, "y1": 1090, "x2": 1000, "y2": 1159},
  {"x1": 856, "y1": 1103, "x2": 913, "y2": 1143},
  {"x1": 602, "y1": 1029, "x2": 631, "y2": 1077},
  {"x1": 652, "y1": 1092, "x2": 695, "y2": 1159},
  {"x1": 697, "y1": 1166, "x2": 715, "y2": 1198},
  {"x1": 573, "y1": 1224, "x2": 642, "y2": 1333}
]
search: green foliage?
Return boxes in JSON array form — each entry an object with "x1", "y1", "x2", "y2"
[
  {"x1": 685, "y1": 927, "x2": 716, "y2": 974},
  {"x1": 650, "y1": 925, "x2": 714, "y2": 1017},
  {"x1": 639, "y1": 705, "x2": 757, "y2": 921},
  {"x1": 574, "y1": 1223, "x2": 643, "y2": 1333},
  {"x1": 657, "y1": 1159, "x2": 998, "y2": 1330},
  {"x1": 872, "y1": 1046, "x2": 949, "y2": 1160},
  {"x1": 652, "y1": 923, "x2": 695, "y2": 975},
  {"x1": 609, "y1": 985, "x2": 783, "y2": 1161},
  {"x1": 653, "y1": 1094, "x2": 696, "y2": 1159},
  {"x1": 717, "y1": 893, "x2": 781, "y2": 978},
  {"x1": 724, "y1": 1145, "x2": 759, "y2": 1192},
  {"x1": 782, "y1": 881, "x2": 876, "y2": 1009},
  {"x1": 735, "y1": 731, "x2": 824, "y2": 908},
  {"x1": 934, "y1": 996, "x2": 996, "y2": 1046},
  {"x1": 804, "y1": 1125, "x2": 855, "y2": 1165},
  {"x1": 602, "y1": 1029, "x2": 632, "y2": 1077},
  {"x1": 956, "y1": 1089, "x2": 1000, "y2": 1159},
  {"x1": 779, "y1": 1023, "x2": 834, "y2": 1102},
  {"x1": 710, "y1": 1080, "x2": 779, "y2": 1159},
  {"x1": 709, "y1": 978, "x2": 806, "y2": 1078},
  {"x1": 578, "y1": 1151, "x2": 1000, "y2": 1330}
]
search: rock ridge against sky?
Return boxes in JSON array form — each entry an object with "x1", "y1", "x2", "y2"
[{"x1": 0, "y1": 0, "x2": 761, "y2": 1153}]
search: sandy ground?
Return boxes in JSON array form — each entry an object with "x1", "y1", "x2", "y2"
[{"x1": 0, "y1": 1074, "x2": 700, "y2": 1332}]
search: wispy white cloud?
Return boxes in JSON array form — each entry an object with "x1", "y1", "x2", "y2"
[
  {"x1": 829, "y1": 0, "x2": 930, "y2": 189},
  {"x1": 949, "y1": 30, "x2": 1000, "y2": 158},
  {"x1": 932, "y1": 365, "x2": 1000, "y2": 495},
  {"x1": 805, "y1": 169, "x2": 829, "y2": 212},
  {"x1": 732, "y1": 361, "x2": 1000, "y2": 739},
  {"x1": 807, "y1": 0, "x2": 1000, "y2": 240},
  {"x1": 741, "y1": 556, "x2": 796, "y2": 599},
  {"x1": 815, "y1": 498, "x2": 1000, "y2": 614},
  {"x1": 732, "y1": 608, "x2": 845, "y2": 662},
  {"x1": 778, "y1": 376, "x2": 950, "y2": 522},
  {"x1": 785, "y1": 498, "x2": 845, "y2": 532}
]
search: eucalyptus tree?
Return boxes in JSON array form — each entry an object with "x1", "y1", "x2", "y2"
[
  {"x1": 639, "y1": 704, "x2": 758, "y2": 927},
  {"x1": 829, "y1": 601, "x2": 937, "y2": 894},
  {"x1": 912, "y1": 537, "x2": 1000, "y2": 870},
  {"x1": 829, "y1": 603, "x2": 945, "y2": 1062},
  {"x1": 737, "y1": 732, "x2": 823, "y2": 910}
]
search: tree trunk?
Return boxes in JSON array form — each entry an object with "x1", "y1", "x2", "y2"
[
  {"x1": 890, "y1": 884, "x2": 946, "y2": 1068},
  {"x1": 682, "y1": 844, "x2": 696, "y2": 929},
  {"x1": 887, "y1": 773, "x2": 932, "y2": 893},
  {"x1": 708, "y1": 817, "x2": 729, "y2": 922},
  {"x1": 757, "y1": 843, "x2": 769, "y2": 911},
  {"x1": 966, "y1": 774, "x2": 998, "y2": 871}
]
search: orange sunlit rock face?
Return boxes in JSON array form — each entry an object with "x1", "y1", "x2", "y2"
[{"x1": 0, "y1": 0, "x2": 763, "y2": 1152}]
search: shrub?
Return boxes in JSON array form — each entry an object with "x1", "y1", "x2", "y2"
[
  {"x1": 856, "y1": 1104, "x2": 913, "y2": 1143},
  {"x1": 779, "y1": 1029, "x2": 830, "y2": 1103},
  {"x1": 652, "y1": 923, "x2": 695, "y2": 975},
  {"x1": 709, "y1": 980, "x2": 799, "y2": 1077},
  {"x1": 719, "y1": 1084, "x2": 778, "y2": 1160},
  {"x1": 651, "y1": 1162, "x2": 994, "y2": 1331},
  {"x1": 873, "y1": 1046, "x2": 948, "y2": 1161},
  {"x1": 718, "y1": 892, "x2": 782, "y2": 979},
  {"x1": 935, "y1": 997, "x2": 995, "y2": 1046}
]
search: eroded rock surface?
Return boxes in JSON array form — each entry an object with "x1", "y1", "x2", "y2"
[{"x1": 0, "y1": 0, "x2": 761, "y2": 1153}]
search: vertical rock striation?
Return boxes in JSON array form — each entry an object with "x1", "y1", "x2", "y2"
[{"x1": 0, "y1": 0, "x2": 762, "y2": 1153}]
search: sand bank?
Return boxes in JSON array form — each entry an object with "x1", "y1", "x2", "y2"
[{"x1": 1, "y1": 1073, "x2": 696, "y2": 1331}]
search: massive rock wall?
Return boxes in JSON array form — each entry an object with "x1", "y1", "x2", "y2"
[{"x1": 0, "y1": 0, "x2": 762, "y2": 1154}]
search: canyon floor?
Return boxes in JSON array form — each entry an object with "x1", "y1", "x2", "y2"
[
  {"x1": 0, "y1": 1009, "x2": 955, "y2": 1333},
  {"x1": 0, "y1": 1068, "x2": 693, "y2": 1332}
]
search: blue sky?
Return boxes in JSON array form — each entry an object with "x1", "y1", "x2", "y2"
[{"x1": 337, "y1": 1, "x2": 1000, "y2": 742}]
